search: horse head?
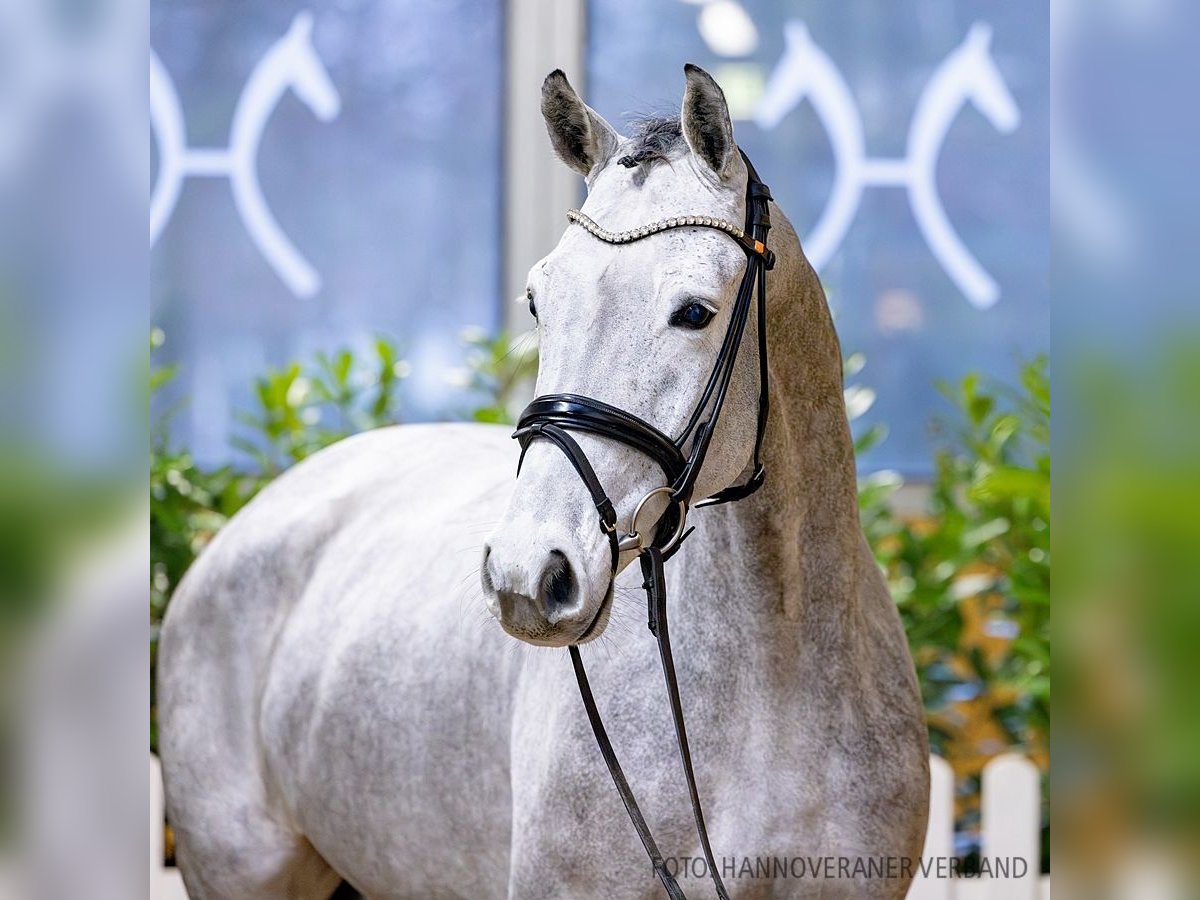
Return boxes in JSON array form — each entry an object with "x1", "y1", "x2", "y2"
[
  {"x1": 279, "y1": 12, "x2": 340, "y2": 122},
  {"x1": 482, "y1": 67, "x2": 784, "y2": 647},
  {"x1": 956, "y1": 23, "x2": 1020, "y2": 134}
]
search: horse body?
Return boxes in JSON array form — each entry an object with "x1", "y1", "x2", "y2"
[
  {"x1": 161, "y1": 422, "x2": 926, "y2": 898},
  {"x1": 159, "y1": 66, "x2": 928, "y2": 899}
]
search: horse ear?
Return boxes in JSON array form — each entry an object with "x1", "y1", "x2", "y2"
[
  {"x1": 541, "y1": 70, "x2": 621, "y2": 178},
  {"x1": 681, "y1": 64, "x2": 737, "y2": 180}
]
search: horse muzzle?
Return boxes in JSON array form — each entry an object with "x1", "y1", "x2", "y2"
[{"x1": 481, "y1": 524, "x2": 612, "y2": 647}]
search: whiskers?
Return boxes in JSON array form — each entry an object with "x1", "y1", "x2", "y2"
[
  {"x1": 493, "y1": 329, "x2": 539, "y2": 407},
  {"x1": 578, "y1": 581, "x2": 642, "y2": 664}
]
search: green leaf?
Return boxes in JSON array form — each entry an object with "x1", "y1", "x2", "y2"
[{"x1": 150, "y1": 364, "x2": 178, "y2": 393}]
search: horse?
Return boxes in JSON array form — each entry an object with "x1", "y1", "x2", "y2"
[
  {"x1": 158, "y1": 65, "x2": 929, "y2": 898},
  {"x1": 150, "y1": 11, "x2": 340, "y2": 297},
  {"x1": 756, "y1": 21, "x2": 1019, "y2": 308}
]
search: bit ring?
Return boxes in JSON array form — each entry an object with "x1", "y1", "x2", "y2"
[{"x1": 619, "y1": 487, "x2": 687, "y2": 555}]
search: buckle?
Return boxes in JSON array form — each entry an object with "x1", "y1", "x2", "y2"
[{"x1": 596, "y1": 497, "x2": 617, "y2": 532}]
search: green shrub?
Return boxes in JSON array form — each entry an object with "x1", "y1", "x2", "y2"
[
  {"x1": 856, "y1": 356, "x2": 1050, "y2": 863},
  {"x1": 458, "y1": 328, "x2": 539, "y2": 424},
  {"x1": 864, "y1": 357, "x2": 1049, "y2": 751}
]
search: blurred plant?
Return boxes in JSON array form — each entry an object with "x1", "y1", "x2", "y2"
[
  {"x1": 1057, "y1": 339, "x2": 1200, "y2": 887},
  {"x1": 151, "y1": 332, "x2": 409, "y2": 618},
  {"x1": 855, "y1": 355, "x2": 1050, "y2": 863},
  {"x1": 846, "y1": 352, "x2": 905, "y2": 534},
  {"x1": 458, "y1": 327, "x2": 538, "y2": 424},
  {"x1": 233, "y1": 337, "x2": 410, "y2": 474},
  {"x1": 152, "y1": 333, "x2": 246, "y2": 751}
]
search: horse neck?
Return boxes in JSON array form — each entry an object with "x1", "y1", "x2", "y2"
[{"x1": 686, "y1": 210, "x2": 866, "y2": 632}]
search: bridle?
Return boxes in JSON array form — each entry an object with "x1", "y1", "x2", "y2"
[{"x1": 510, "y1": 151, "x2": 774, "y2": 899}]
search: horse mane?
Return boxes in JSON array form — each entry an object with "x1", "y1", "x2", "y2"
[{"x1": 617, "y1": 115, "x2": 685, "y2": 168}]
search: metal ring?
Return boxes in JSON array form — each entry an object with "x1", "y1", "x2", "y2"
[{"x1": 623, "y1": 486, "x2": 688, "y2": 555}]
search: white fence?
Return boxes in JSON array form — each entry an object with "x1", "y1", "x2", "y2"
[
  {"x1": 151, "y1": 754, "x2": 1048, "y2": 899},
  {"x1": 151, "y1": 757, "x2": 190, "y2": 900},
  {"x1": 909, "y1": 755, "x2": 1049, "y2": 900}
]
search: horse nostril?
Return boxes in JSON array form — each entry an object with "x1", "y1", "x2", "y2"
[
  {"x1": 539, "y1": 549, "x2": 577, "y2": 618},
  {"x1": 480, "y1": 544, "x2": 495, "y2": 594}
]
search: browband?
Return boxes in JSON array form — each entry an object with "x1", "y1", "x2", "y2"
[{"x1": 565, "y1": 209, "x2": 775, "y2": 268}]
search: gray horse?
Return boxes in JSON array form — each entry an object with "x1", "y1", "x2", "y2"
[{"x1": 158, "y1": 66, "x2": 928, "y2": 899}]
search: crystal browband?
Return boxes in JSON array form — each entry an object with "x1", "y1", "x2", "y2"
[{"x1": 566, "y1": 209, "x2": 770, "y2": 260}]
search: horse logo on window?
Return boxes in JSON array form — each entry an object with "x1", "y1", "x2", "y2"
[
  {"x1": 756, "y1": 22, "x2": 1020, "y2": 309},
  {"x1": 150, "y1": 12, "x2": 340, "y2": 298}
]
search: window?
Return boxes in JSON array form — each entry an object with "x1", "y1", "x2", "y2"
[
  {"x1": 588, "y1": 0, "x2": 1049, "y2": 475},
  {"x1": 151, "y1": 0, "x2": 504, "y2": 464}
]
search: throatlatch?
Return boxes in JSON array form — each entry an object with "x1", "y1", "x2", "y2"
[{"x1": 512, "y1": 150, "x2": 773, "y2": 900}]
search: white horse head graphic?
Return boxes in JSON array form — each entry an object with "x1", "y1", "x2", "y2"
[
  {"x1": 151, "y1": 11, "x2": 341, "y2": 298},
  {"x1": 272, "y1": 12, "x2": 341, "y2": 124},
  {"x1": 755, "y1": 21, "x2": 1021, "y2": 308},
  {"x1": 954, "y1": 24, "x2": 1020, "y2": 134}
]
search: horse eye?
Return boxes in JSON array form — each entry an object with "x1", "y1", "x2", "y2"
[
  {"x1": 526, "y1": 288, "x2": 537, "y2": 320},
  {"x1": 670, "y1": 302, "x2": 715, "y2": 330}
]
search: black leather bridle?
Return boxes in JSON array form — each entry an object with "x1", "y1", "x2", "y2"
[{"x1": 511, "y1": 151, "x2": 774, "y2": 900}]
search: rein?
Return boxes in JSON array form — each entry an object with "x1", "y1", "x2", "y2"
[{"x1": 511, "y1": 151, "x2": 774, "y2": 899}]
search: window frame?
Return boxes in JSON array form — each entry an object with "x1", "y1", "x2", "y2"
[{"x1": 502, "y1": 0, "x2": 587, "y2": 333}]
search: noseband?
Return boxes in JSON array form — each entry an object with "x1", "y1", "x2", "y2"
[{"x1": 511, "y1": 151, "x2": 773, "y2": 900}]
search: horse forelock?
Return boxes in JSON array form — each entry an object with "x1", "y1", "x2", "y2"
[{"x1": 616, "y1": 114, "x2": 686, "y2": 168}]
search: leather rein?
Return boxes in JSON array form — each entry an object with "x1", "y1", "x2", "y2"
[{"x1": 511, "y1": 151, "x2": 774, "y2": 899}]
